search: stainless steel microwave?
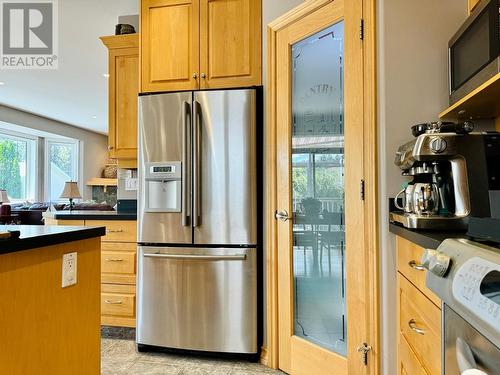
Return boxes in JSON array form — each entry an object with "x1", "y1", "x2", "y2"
[{"x1": 448, "y1": 0, "x2": 499, "y2": 105}]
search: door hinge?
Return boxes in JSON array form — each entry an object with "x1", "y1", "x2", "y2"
[
  {"x1": 360, "y1": 179, "x2": 365, "y2": 201},
  {"x1": 356, "y1": 343, "x2": 372, "y2": 365},
  {"x1": 359, "y1": 18, "x2": 364, "y2": 40}
]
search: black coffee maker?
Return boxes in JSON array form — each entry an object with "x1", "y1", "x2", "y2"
[{"x1": 465, "y1": 134, "x2": 500, "y2": 242}]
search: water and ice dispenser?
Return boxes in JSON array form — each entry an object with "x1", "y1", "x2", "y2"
[{"x1": 144, "y1": 162, "x2": 182, "y2": 212}]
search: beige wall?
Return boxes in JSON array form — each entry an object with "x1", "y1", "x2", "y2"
[
  {"x1": 377, "y1": 0, "x2": 467, "y2": 373},
  {"x1": 0, "y1": 104, "x2": 108, "y2": 200},
  {"x1": 262, "y1": 0, "x2": 304, "y2": 346}
]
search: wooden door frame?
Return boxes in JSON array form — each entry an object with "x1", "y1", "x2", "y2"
[{"x1": 264, "y1": 0, "x2": 378, "y2": 373}]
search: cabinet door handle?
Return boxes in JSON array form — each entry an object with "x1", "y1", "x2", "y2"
[
  {"x1": 192, "y1": 73, "x2": 198, "y2": 79},
  {"x1": 201, "y1": 73, "x2": 206, "y2": 79},
  {"x1": 106, "y1": 229, "x2": 124, "y2": 233},
  {"x1": 108, "y1": 145, "x2": 114, "y2": 150},
  {"x1": 105, "y1": 258, "x2": 124, "y2": 262},
  {"x1": 408, "y1": 260, "x2": 425, "y2": 271},
  {"x1": 104, "y1": 300, "x2": 123, "y2": 305},
  {"x1": 408, "y1": 319, "x2": 426, "y2": 335}
]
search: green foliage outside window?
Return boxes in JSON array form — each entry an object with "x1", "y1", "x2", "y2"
[{"x1": 0, "y1": 139, "x2": 25, "y2": 199}]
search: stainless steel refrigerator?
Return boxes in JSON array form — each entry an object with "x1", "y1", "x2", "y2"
[{"x1": 137, "y1": 89, "x2": 258, "y2": 355}]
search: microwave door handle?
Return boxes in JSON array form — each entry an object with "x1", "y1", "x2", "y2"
[
  {"x1": 182, "y1": 101, "x2": 191, "y2": 226},
  {"x1": 193, "y1": 101, "x2": 201, "y2": 228}
]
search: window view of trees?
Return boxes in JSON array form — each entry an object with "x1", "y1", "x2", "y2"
[
  {"x1": 48, "y1": 142, "x2": 77, "y2": 202},
  {"x1": 292, "y1": 153, "x2": 344, "y2": 197},
  {"x1": 0, "y1": 131, "x2": 79, "y2": 202},
  {"x1": 0, "y1": 137, "x2": 27, "y2": 199}
]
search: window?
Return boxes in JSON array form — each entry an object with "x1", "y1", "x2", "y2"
[
  {"x1": 46, "y1": 140, "x2": 79, "y2": 202},
  {"x1": 0, "y1": 132, "x2": 37, "y2": 201},
  {"x1": 0, "y1": 123, "x2": 81, "y2": 203}
]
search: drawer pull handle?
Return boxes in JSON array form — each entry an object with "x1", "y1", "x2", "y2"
[
  {"x1": 408, "y1": 319, "x2": 426, "y2": 335},
  {"x1": 408, "y1": 260, "x2": 425, "y2": 271},
  {"x1": 106, "y1": 229, "x2": 124, "y2": 233},
  {"x1": 105, "y1": 258, "x2": 124, "y2": 262},
  {"x1": 104, "y1": 300, "x2": 123, "y2": 305}
]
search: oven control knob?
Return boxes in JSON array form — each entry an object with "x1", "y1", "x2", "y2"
[
  {"x1": 421, "y1": 249, "x2": 451, "y2": 277},
  {"x1": 430, "y1": 137, "x2": 447, "y2": 154}
]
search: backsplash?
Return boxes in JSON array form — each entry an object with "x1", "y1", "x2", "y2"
[{"x1": 91, "y1": 186, "x2": 117, "y2": 207}]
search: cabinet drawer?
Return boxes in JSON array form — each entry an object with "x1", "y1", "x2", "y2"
[
  {"x1": 398, "y1": 333, "x2": 428, "y2": 375},
  {"x1": 101, "y1": 292, "x2": 135, "y2": 317},
  {"x1": 102, "y1": 251, "x2": 136, "y2": 274},
  {"x1": 397, "y1": 236, "x2": 440, "y2": 306},
  {"x1": 398, "y1": 274, "x2": 441, "y2": 375},
  {"x1": 101, "y1": 242, "x2": 137, "y2": 252},
  {"x1": 86, "y1": 220, "x2": 136, "y2": 242}
]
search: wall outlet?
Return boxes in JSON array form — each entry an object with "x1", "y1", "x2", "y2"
[
  {"x1": 62, "y1": 252, "x2": 77, "y2": 288},
  {"x1": 125, "y1": 177, "x2": 138, "y2": 191}
]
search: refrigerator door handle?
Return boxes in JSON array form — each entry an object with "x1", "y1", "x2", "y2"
[
  {"x1": 182, "y1": 101, "x2": 191, "y2": 226},
  {"x1": 193, "y1": 100, "x2": 201, "y2": 227},
  {"x1": 143, "y1": 253, "x2": 247, "y2": 261}
]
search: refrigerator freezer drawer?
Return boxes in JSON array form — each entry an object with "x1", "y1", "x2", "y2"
[{"x1": 136, "y1": 246, "x2": 258, "y2": 354}]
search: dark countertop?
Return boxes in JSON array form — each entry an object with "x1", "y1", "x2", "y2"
[
  {"x1": 389, "y1": 223, "x2": 468, "y2": 249},
  {"x1": 43, "y1": 210, "x2": 137, "y2": 221},
  {"x1": 0, "y1": 225, "x2": 106, "y2": 255}
]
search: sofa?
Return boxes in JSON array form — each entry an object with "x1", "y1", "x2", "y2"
[{"x1": 11, "y1": 202, "x2": 114, "y2": 225}]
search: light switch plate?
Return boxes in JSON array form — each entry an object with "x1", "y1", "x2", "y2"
[{"x1": 62, "y1": 252, "x2": 77, "y2": 288}]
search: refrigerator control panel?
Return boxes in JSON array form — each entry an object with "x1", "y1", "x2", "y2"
[{"x1": 146, "y1": 161, "x2": 181, "y2": 180}]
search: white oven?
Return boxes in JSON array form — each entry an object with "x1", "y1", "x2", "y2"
[{"x1": 424, "y1": 239, "x2": 500, "y2": 374}]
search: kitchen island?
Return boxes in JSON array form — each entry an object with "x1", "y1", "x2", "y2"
[
  {"x1": 43, "y1": 211, "x2": 138, "y2": 328},
  {"x1": 0, "y1": 225, "x2": 105, "y2": 375}
]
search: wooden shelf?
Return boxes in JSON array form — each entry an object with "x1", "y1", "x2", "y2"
[
  {"x1": 86, "y1": 178, "x2": 117, "y2": 187},
  {"x1": 439, "y1": 73, "x2": 500, "y2": 121}
]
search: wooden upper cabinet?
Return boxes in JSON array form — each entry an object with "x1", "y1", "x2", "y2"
[
  {"x1": 140, "y1": 0, "x2": 261, "y2": 93},
  {"x1": 199, "y1": 0, "x2": 261, "y2": 89},
  {"x1": 101, "y1": 34, "x2": 139, "y2": 160},
  {"x1": 141, "y1": 0, "x2": 200, "y2": 92}
]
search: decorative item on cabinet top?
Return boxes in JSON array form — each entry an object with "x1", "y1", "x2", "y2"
[{"x1": 103, "y1": 158, "x2": 118, "y2": 179}]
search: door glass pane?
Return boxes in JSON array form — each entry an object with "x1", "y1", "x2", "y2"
[{"x1": 291, "y1": 21, "x2": 346, "y2": 356}]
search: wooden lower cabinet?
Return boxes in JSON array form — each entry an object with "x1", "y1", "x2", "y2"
[
  {"x1": 46, "y1": 218, "x2": 137, "y2": 328},
  {"x1": 101, "y1": 242, "x2": 137, "y2": 285},
  {"x1": 396, "y1": 236, "x2": 442, "y2": 375},
  {"x1": 101, "y1": 283, "x2": 136, "y2": 328},
  {"x1": 398, "y1": 334, "x2": 428, "y2": 375}
]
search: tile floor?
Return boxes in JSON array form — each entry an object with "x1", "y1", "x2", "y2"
[{"x1": 101, "y1": 338, "x2": 282, "y2": 375}]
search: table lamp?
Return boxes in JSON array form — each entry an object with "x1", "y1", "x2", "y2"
[
  {"x1": 60, "y1": 181, "x2": 81, "y2": 212},
  {"x1": 0, "y1": 190, "x2": 10, "y2": 215}
]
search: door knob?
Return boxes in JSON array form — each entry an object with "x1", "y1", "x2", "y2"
[
  {"x1": 275, "y1": 210, "x2": 290, "y2": 222},
  {"x1": 192, "y1": 73, "x2": 198, "y2": 79},
  {"x1": 201, "y1": 73, "x2": 206, "y2": 79}
]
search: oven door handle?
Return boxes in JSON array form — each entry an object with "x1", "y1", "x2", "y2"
[{"x1": 456, "y1": 337, "x2": 487, "y2": 375}]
